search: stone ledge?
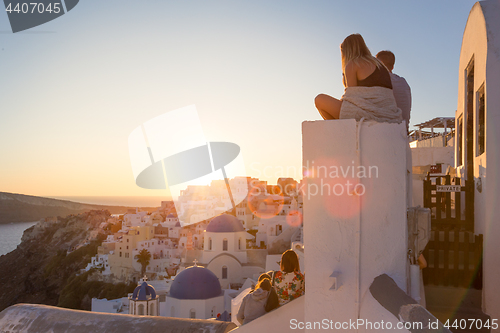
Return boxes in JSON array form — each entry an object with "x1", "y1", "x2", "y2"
[{"x1": 0, "y1": 303, "x2": 236, "y2": 333}]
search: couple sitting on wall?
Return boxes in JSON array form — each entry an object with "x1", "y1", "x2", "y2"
[
  {"x1": 315, "y1": 34, "x2": 411, "y2": 127},
  {"x1": 237, "y1": 250, "x2": 305, "y2": 325}
]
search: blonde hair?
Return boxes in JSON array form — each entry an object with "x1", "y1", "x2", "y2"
[{"x1": 340, "y1": 34, "x2": 382, "y2": 73}]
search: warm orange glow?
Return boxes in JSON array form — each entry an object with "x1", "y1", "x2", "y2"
[
  {"x1": 323, "y1": 176, "x2": 360, "y2": 219},
  {"x1": 247, "y1": 186, "x2": 284, "y2": 219},
  {"x1": 286, "y1": 210, "x2": 303, "y2": 227}
]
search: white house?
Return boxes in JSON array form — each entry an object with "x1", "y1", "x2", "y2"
[
  {"x1": 456, "y1": 0, "x2": 500, "y2": 321},
  {"x1": 168, "y1": 222, "x2": 182, "y2": 239},
  {"x1": 201, "y1": 214, "x2": 264, "y2": 289},
  {"x1": 132, "y1": 238, "x2": 180, "y2": 274},
  {"x1": 85, "y1": 253, "x2": 111, "y2": 275},
  {"x1": 161, "y1": 214, "x2": 179, "y2": 228},
  {"x1": 123, "y1": 210, "x2": 148, "y2": 227},
  {"x1": 91, "y1": 297, "x2": 129, "y2": 314}
]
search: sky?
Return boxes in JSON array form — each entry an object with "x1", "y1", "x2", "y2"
[{"x1": 0, "y1": 0, "x2": 478, "y2": 198}]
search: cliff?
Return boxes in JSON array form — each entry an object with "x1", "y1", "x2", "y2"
[
  {"x1": 0, "y1": 210, "x2": 132, "y2": 312},
  {"x1": 0, "y1": 192, "x2": 156, "y2": 224}
]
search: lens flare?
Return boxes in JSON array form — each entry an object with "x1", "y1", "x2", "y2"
[
  {"x1": 322, "y1": 176, "x2": 361, "y2": 219},
  {"x1": 247, "y1": 186, "x2": 284, "y2": 219}
]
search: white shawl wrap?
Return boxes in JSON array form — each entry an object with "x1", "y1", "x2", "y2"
[{"x1": 339, "y1": 86, "x2": 402, "y2": 123}]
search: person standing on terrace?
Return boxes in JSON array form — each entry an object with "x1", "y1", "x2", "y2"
[{"x1": 315, "y1": 34, "x2": 401, "y2": 123}]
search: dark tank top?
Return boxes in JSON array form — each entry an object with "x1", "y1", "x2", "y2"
[{"x1": 357, "y1": 65, "x2": 392, "y2": 89}]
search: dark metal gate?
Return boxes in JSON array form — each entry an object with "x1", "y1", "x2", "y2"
[
  {"x1": 422, "y1": 227, "x2": 483, "y2": 288},
  {"x1": 422, "y1": 174, "x2": 482, "y2": 288},
  {"x1": 423, "y1": 174, "x2": 474, "y2": 231}
]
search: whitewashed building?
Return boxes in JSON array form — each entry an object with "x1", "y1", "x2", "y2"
[
  {"x1": 456, "y1": 0, "x2": 500, "y2": 321},
  {"x1": 84, "y1": 253, "x2": 111, "y2": 275},
  {"x1": 201, "y1": 214, "x2": 264, "y2": 289},
  {"x1": 123, "y1": 210, "x2": 148, "y2": 227}
]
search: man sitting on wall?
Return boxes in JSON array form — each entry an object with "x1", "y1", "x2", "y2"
[{"x1": 376, "y1": 50, "x2": 412, "y2": 133}]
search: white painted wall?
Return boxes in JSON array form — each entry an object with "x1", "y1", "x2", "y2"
[
  {"x1": 233, "y1": 296, "x2": 305, "y2": 332},
  {"x1": 411, "y1": 147, "x2": 454, "y2": 167},
  {"x1": 457, "y1": 0, "x2": 500, "y2": 320},
  {"x1": 255, "y1": 215, "x2": 293, "y2": 247},
  {"x1": 202, "y1": 231, "x2": 247, "y2": 264},
  {"x1": 91, "y1": 297, "x2": 128, "y2": 314},
  {"x1": 207, "y1": 255, "x2": 243, "y2": 289},
  {"x1": 165, "y1": 295, "x2": 224, "y2": 320},
  {"x1": 85, "y1": 254, "x2": 111, "y2": 275},
  {"x1": 302, "y1": 119, "x2": 408, "y2": 326}
]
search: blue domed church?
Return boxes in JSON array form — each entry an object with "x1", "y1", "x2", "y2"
[
  {"x1": 129, "y1": 282, "x2": 159, "y2": 316},
  {"x1": 166, "y1": 265, "x2": 224, "y2": 319}
]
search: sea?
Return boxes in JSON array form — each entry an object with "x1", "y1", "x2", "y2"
[
  {"x1": 0, "y1": 221, "x2": 39, "y2": 256},
  {"x1": 46, "y1": 196, "x2": 171, "y2": 207},
  {"x1": 0, "y1": 196, "x2": 170, "y2": 257}
]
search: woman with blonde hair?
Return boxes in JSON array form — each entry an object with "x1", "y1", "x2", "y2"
[{"x1": 315, "y1": 34, "x2": 401, "y2": 122}]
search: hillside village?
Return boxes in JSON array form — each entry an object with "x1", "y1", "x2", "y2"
[
  {"x1": 82, "y1": 176, "x2": 304, "y2": 321},
  {"x1": 1, "y1": 2, "x2": 499, "y2": 332}
]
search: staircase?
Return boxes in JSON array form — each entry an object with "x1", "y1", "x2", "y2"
[{"x1": 291, "y1": 226, "x2": 303, "y2": 244}]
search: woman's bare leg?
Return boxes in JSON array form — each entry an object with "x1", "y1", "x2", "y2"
[{"x1": 315, "y1": 94, "x2": 342, "y2": 120}]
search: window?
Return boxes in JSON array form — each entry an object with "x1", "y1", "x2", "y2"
[
  {"x1": 238, "y1": 238, "x2": 241, "y2": 250},
  {"x1": 211, "y1": 306, "x2": 216, "y2": 318},
  {"x1": 125, "y1": 253, "x2": 129, "y2": 258},
  {"x1": 457, "y1": 115, "x2": 463, "y2": 166},
  {"x1": 222, "y1": 266, "x2": 228, "y2": 279},
  {"x1": 223, "y1": 239, "x2": 228, "y2": 251},
  {"x1": 119, "y1": 252, "x2": 122, "y2": 257},
  {"x1": 190, "y1": 309, "x2": 196, "y2": 319},
  {"x1": 149, "y1": 303, "x2": 155, "y2": 316},
  {"x1": 127, "y1": 239, "x2": 129, "y2": 243},
  {"x1": 477, "y1": 84, "x2": 485, "y2": 156},
  {"x1": 465, "y1": 58, "x2": 474, "y2": 180},
  {"x1": 209, "y1": 238, "x2": 212, "y2": 250},
  {"x1": 138, "y1": 304, "x2": 145, "y2": 315},
  {"x1": 126, "y1": 246, "x2": 129, "y2": 249}
]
